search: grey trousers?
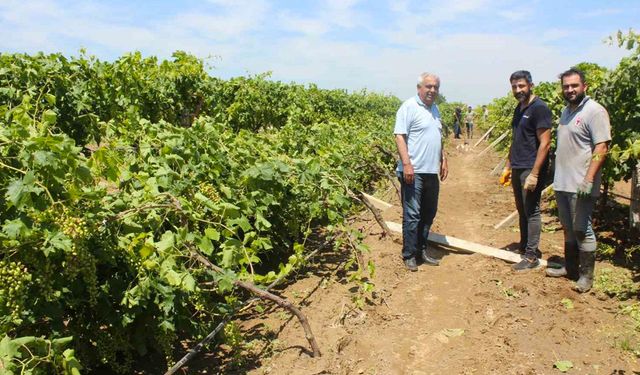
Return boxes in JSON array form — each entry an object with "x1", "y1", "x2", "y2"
[{"x1": 555, "y1": 191, "x2": 597, "y2": 252}]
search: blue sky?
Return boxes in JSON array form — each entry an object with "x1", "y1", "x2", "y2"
[{"x1": 1, "y1": 0, "x2": 638, "y2": 105}]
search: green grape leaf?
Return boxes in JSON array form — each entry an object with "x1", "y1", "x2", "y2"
[
  {"x1": 221, "y1": 239, "x2": 242, "y2": 268},
  {"x1": 204, "y1": 227, "x2": 220, "y2": 241},
  {"x1": 44, "y1": 93, "x2": 56, "y2": 105},
  {"x1": 554, "y1": 360, "x2": 573, "y2": 372},
  {"x1": 164, "y1": 270, "x2": 181, "y2": 286},
  {"x1": 155, "y1": 231, "x2": 175, "y2": 252},
  {"x1": 2, "y1": 218, "x2": 28, "y2": 239},
  {"x1": 139, "y1": 241, "x2": 155, "y2": 258},
  {"x1": 62, "y1": 349, "x2": 83, "y2": 375},
  {"x1": 45, "y1": 231, "x2": 73, "y2": 255},
  {"x1": 5, "y1": 172, "x2": 43, "y2": 209},
  {"x1": 42, "y1": 109, "x2": 57, "y2": 125},
  {"x1": 197, "y1": 236, "x2": 213, "y2": 256}
]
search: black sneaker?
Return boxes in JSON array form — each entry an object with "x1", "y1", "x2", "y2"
[
  {"x1": 404, "y1": 258, "x2": 418, "y2": 272},
  {"x1": 512, "y1": 257, "x2": 539, "y2": 271},
  {"x1": 420, "y1": 250, "x2": 440, "y2": 266}
]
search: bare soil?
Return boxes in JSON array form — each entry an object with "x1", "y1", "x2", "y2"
[{"x1": 199, "y1": 138, "x2": 640, "y2": 374}]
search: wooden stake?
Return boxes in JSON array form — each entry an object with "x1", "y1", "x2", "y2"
[
  {"x1": 490, "y1": 158, "x2": 506, "y2": 176},
  {"x1": 476, "y1": 131, "x2": 509, "y2": 158},
  {"x1": 473, "y1": 125, "x2": 496, "y2": 147},
  {"x1": 385, "y1": 221, "x2": 551, "y2": 267},
  {"x1": 493, "y1": 210, "x2": 519, "y2": 230},
  {"x1": 493, "y1": 185, "x2": 554, "y2": 229}
]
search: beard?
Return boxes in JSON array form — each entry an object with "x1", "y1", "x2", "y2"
[
  {"x1": 565, "y1": 92, "x2": 585, "y2": 105},
  {"x1": 515, "y1": 91, "x2": 530, "y2": 103}
]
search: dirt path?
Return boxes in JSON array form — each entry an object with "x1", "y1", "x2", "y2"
[{"x1": 213, "y1": 138, "x2": 639, "y2": 374}]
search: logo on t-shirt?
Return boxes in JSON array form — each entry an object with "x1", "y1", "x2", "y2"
[{"x1": 575, "y1": 117, "x2": 582, "y2": 126}]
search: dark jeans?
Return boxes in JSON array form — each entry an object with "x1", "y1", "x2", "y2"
[
  {"x1": 512, "y1": 167, "x2": 546, "y2": 259},
  {"x1": 398, "y1": 173, "x2": 439, "y2": 260},
  {"x1": 454, "y1": 122, "x2": 462, "y2": 138}
]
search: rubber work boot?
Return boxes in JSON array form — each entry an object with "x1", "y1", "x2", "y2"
[
  {"x1": 546, "y1": 242, "x2": 579, "y2": 280},
  {"x1": 404, "y1": 258, "x2": 418, "y2": 272},
  {"x1": 420, "y1": 250, "x2": 440, "y2": 266},
  {"x1": 574, "y1": 251, "x2": 596, "y2": 293}
]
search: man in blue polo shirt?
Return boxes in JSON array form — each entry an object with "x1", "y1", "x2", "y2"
[
  {"x1": 394, "y1": 72, "x2": 448, "y2": 271},
  {"x1": 500, "y1": 70, "x2": 552, "y2": 271}
]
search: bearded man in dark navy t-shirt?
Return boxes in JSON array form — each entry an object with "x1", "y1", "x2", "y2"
[{"x1": 499, "y1": 70, "x2": 552, "y2": 271}]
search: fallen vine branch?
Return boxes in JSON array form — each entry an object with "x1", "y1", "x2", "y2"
[
  {"x1": 165, "y1": 239, "x2": 334, "y2": 375},
  {"x1": 191, "y1": 251, "x2": 321, "y2": 356},
  {"x1": 357, "y1": 191, "x2": 397, "y2": 240}
]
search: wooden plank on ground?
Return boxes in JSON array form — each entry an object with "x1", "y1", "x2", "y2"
[
  {"x1": 361, "y1": 192, "x2": 393, "y2": 211},
  {"x1": 473, "y1": 125, "x2": 496, "y2": 147},
  {"x1": 476, "y1": 131, "x2": 509, "y2": 158},
  {"x1": 493, "y1": 185, "x2": 554, "y2": 229},
  {"x1": 385, "y1": 221, "x2": 549, "y2": 266}
]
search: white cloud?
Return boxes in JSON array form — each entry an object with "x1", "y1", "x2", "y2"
[
  {"x1": 582, "y1": 8, "x2": 624, "y2": 18},
  {"x1": 278, "y1": 11, "x2": 330, "y2": 36},
  {"x1": 540, "y1": 28, "x2": 572, "y2": 42},
  {"x1": 497, "y1": 10, "x2": 526, "y2": 22}
]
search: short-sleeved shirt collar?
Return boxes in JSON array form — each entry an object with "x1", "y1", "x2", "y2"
[
  {"x1": 520, "y1": 96, "x2": 541, "y2": 111},
  {"x1": 414, "y1": 95, "x2": 434, "y2": 110},
  {"x1": 567, "y1": 95, "x2": 591, "y2": 114}
]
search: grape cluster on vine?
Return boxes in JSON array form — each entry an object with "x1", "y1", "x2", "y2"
[
  {"x1": 0, "y1": 259, "x2": 32, "y2": 324},
  {"x1": 199, "y1": 181, "x2": 221, "y2": 203}
]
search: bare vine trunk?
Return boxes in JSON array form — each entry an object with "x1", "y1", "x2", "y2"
[{"x1": 631, "y1": 161, "x2": 640, "y2": 229}]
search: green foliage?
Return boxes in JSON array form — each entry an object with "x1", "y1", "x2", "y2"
[
  {"x1": 0, "y1": 51, "x2": 400, "y2": 372},
  {"x1": 598, "y1": 30, "x2": 640, "y2": 181},
  {"x1": 553, "y1": 360, "x2": 573, "y2": 372},
  {"x1": 0, "y1": 335, "x2": 80, "y2": 374},
  {"x1": 560, "y1": 298, "x2": 574, "y2": 310},
  {"x1": 594, "y1": 267, "x2": 640, "y2": 300}
]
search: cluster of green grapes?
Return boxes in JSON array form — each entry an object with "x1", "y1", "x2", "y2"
[
  {"x1": 199, "y1": 182, "x2": 221, "y2": 203},
  {"x1": 61, "y1": 215, "x2": 89, "y2": 240},
  {"x1": 64, "y1": 246, "x2": 98, "y2": 305},
  {"x1": 95, "y1": 330, "x2": 133, "y2": 374},
  {"x1": 0, "y1": 259, "x2": 32, "y2": 323},
  {"x1": 155, "y1": 327, "x2": 177, "y2": 366}
]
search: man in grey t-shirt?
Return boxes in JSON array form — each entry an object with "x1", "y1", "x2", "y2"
[{"x1": 547, "y1": 67, "x2": 611, "y2": 293}]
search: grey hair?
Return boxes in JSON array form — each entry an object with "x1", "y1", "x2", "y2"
[{"x1": 417, "y1": 72, "x2": 440, "y2": 87}]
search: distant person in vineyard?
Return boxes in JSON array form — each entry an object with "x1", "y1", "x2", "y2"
[
  {"x1": 394, "y1": 72, "x2": 448, "y2": 272},
  {"x1": 465, "y1": 106, "x2": 474, "y2": 139},
  {"x1": 454, "y1": 107, "x2": 463, "y2": 139},
  {"x1": 501, "y1": 70, "x2": 552, "y2": 271},
  {"x1": 546, "y1": 67, "x2": 611, "y2": 293}
]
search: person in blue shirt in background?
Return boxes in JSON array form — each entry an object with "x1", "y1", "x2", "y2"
[{"x1": 394, "y1": 72, "x2": 449, "y2": 272}]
